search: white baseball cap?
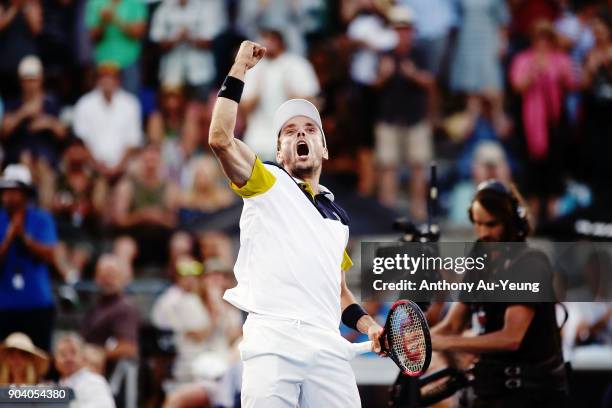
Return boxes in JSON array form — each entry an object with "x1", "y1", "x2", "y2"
[
  {"x1": 273, "y1": 99, "x2": 326, "y2": 147},
  {"x1": 0, "y1": 164, "x2": 33, "y2": 191},
  {"x1": 18, "y1": 55, "x2": 43, "y2": 79}
]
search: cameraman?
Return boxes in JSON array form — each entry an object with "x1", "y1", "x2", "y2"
[{"x1": 430, "y1": 180, "x2": 568, "y2": 407}]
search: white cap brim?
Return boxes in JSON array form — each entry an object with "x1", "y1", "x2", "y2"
[{"x1": 273, "y1": 99, "x2": 326, "y2": 147}]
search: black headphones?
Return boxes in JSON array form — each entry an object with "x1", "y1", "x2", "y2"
[{"x1": 468, "y1": 179, "x2": 529, "y2": 238}]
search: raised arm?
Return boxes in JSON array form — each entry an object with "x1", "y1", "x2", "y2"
[{"x1": 209, "y1": 41, "x2": 266, "y2": 188}]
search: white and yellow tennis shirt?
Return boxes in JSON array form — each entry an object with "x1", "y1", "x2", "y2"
[{"x1": 223, "y1": 158, "x2": 353, "y2": 332}]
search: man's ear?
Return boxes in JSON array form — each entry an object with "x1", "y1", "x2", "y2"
[
  {"x1": 322, "y1": 147, "x2": 329, "y2": 160},
  {"x1": 276, "y1": 149, "x2": 283, "y2": 164}
]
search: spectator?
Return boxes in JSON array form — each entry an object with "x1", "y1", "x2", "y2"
[
  {"x1": 448, "y1": 141, "x2": 512, "y2": 225},
  {"x1": 54, "y1": 332, "x2": 116, "y2": 408},
  {"x1": 345, "y1": 0, "x2": 397, "y2": 195},
  {"x1": 111, "y1": 144, "x2": 177, "y2": 267},
  {"x1": 1, "y1": 55, "x2": 68, "y2": 168},
  {"x1": 450, "y1": 0, "x2": 509, "y2": 132},
  {"x1": 151, "y1": 255, "x2": 212, "y2": 380},
  {"x1": 241, "y1": 28, "x2": 320, "y2": 161},
  {"x1": 150, "y1": 0, "x2": 226, "y2": 101},
  {"x1": 581, "y1": 14, "x2": 612, "y2": 201},
  {"x1": 510, "y1": 20, "x2": 575, "y2": 221},
  {"x1": 373, "y1": 5, "x2": 434, "y2": 217},
  {"x1": 0, "y1": 0, "x2": 42, "y2": 98},
  {"x1": 81, "y1": 254, "x2": 139, "y2": 373},
  {"x1": 345, "y1": 0, "x2": 398, "y2": 78},
  {"x1": 146, "y1": 84, "x2": 199, "y2": 184},
  {"x1": 73, "y1": 63, "x2": 143, "y2": 180},
  {"x1": 555, "y1": 0, "x2": 598, "y2": 124},
  {"x1": 85, "y1": 0, "x2": 147, "y2": 94},
  {"x1": 0, "y1": 164, "x2": 58, "y2": 351},
  {"x1": 397, "y1": 0, "x2": 456, "y2": 76},
  {"x1": 0, "y1": 332, "x2": 49, "y2": 385},
  {"x1": 51, "y1": 138, "x2": 108, "y2": 281},
  {"x1": 177, "y1": 155, "x2": 237, "y2": 227},
  {"x1": 453, "y1": 95, "x2": 514, "y2": 181}
]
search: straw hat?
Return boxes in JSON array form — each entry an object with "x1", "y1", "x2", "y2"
[{"x1": 0, "y1": 332, "x2": 50, "y2": 376}]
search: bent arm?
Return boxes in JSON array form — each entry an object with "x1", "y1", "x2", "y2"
[
  {"x1": 116, "y1": 20, "x2": 146, "y2": 39},
  {"x1": 0, "y1": 4, "x2": 18, "y2": 32},
  {"x1": 106, "y1": 340, "x2": 138, "y2": 360},
  {"x1": 432, "y1": 304, "x2": 535, "y2": 354},
  {"x1": 1, "y1": 107, "x2": 30, "y2": 138},
  {"x1": 340, "y1": 270, "x2": 378, "y2": 335},
  {"x1": 23, "y1": 0, "x2": 42, "y2": 35},
  {"x1": 22, "y1": 236, "x2": 56, "y2": 264},
  {"x1": 431, "y1": 302, "x2": 470, "y2": 336},
  {"x1": 209, "y1": 44, "x2": 265, "y2": 187}
]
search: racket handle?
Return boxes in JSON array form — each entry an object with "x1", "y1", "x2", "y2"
[{"x1": 349, "y1": 341, "x2": 374, "y2": 357}]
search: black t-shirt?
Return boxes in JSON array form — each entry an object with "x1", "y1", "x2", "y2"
[
  {"x1": 376, "y1": 47, "x2": 428, "y2": 126},
  {"x1": 462, "y1": 244, "x2": 563, "y2": 363},
  {"x1": 3, "y1": 95, "x2": 64, "y2": 166},
  {"x1": 469, "y1": 301, "x2": 561, "y2": 363}
]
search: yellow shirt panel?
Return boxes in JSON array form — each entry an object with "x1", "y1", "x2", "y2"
[{"x1": 230, "y1": 157, "x2": 277, "y2": 198}]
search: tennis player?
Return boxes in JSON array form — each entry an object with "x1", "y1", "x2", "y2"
[{"x1": 209, "y1": 40, "x2": 384, "y2": 407}]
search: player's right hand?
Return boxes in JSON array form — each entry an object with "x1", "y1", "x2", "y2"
[
  {"x1": 235, "y1": 41, "x2": 266, "y2": 71},
  {"x1": 367, "y1": 323, "x2": 385, "y2": 355}
]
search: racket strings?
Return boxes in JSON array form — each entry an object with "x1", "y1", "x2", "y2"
[{"x1": 389, "y1": 304, "x2": 427, "y2": 373}]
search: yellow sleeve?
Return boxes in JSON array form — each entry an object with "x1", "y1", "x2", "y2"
[
  {"x1": 341, "y1": 250, "x2": 353, "y2": 272},
  {"x1": 230, "y1": 157, "x2": 277, "y2": 198}
]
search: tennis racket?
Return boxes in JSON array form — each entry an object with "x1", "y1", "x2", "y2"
[{"x1": 349, "y1": 300, "x2": 432, "y2": 377}]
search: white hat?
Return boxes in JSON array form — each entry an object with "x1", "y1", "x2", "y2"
[
  {"x1": 273, "y1": 99, "x2": 326, "y2": 147},
  {"x1": 0, "y1": 164, "x2": 33, "y2": 191},
  {"x1": 387, "y1": 5, "x2": 415, "y2": 27},
  {"x1": 18, "y1": 55, "x2": 43, "y2": 79}
]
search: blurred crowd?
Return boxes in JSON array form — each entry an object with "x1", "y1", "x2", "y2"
[{"x1": 1, "y1": 0, "x2": 612, "y2": 406}]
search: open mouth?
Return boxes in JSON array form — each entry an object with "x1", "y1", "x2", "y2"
[{"x1": 297, "y1": 141, "x2": 309, "y2": 157}]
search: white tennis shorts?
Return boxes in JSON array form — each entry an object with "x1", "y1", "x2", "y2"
[{"x1": 239, "y1": 313, "x2": 361, "y2": 408}]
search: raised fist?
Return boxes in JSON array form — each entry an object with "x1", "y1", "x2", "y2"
[{"x1": 235, "y1": 41, "x2": 266, "y2": 71}]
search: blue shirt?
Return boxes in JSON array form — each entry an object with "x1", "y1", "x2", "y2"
[
  {"x1": 0, "y1": 206, "x2": 57, "y2": 309},
  {"x1": 398, "y1": 0, "x2": 458, "y2": 39}
]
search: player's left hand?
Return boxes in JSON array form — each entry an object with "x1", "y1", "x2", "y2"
[{"x1": 367, "y1": 323, "x2": 385, "y2": 355}]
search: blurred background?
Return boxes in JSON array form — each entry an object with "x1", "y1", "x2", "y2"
[{"x1": 0, "y1": 0, "x2": 611, "y2": 407}]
